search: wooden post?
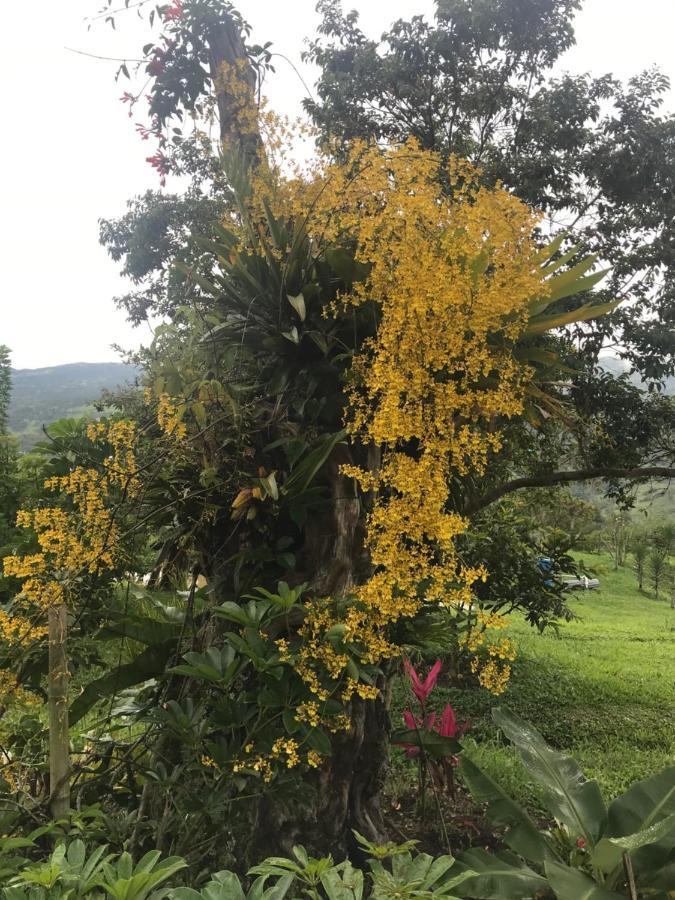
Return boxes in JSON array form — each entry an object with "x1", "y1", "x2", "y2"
[{"x1": 48, "y1": 602, "x2": 70, "y2": 819}]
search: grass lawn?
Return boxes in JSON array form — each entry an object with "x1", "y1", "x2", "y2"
[{"x1": 390, "y1": 551, "x2": 675, "y2": 814}]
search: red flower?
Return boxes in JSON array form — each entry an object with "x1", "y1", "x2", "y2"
[
  {"x1": 404, "y1": 658, "x2": 442, "y2": 705},
  {"x1": 147, "y1": 48, "x2": 165, "y2": 77},
  {"x1": 576, "y1": 837, "x2": 586, "y2": 849},
  {"x1": 146, "y1": 150, "x2": 170, "y2": 187},
  {"x1": 162, "y1": 0, "x2": 183, "y2": 21},
  {"x1": 437, "y1": 703, "x2": 470, "y2": 739}
]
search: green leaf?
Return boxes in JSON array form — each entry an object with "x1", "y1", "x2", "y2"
[
  {"x1": 287, "y1": 294, "x2": 306, "y2": 322},
  {"x1": 283, "y1": 430, "x2": 346, "y2": 495},
  {"x1": 69, "y1": 641, "x2": 176, "y2": 725},
  {"x1": 592, "y1": 812, "x2": 675, "y2": 874},
  {"x1": 526, "y1": 298, "x2": 618, "y2": 336},
  {"x1": 546, "y1": 256, "x2": 601, "y2": 301},
  {"x1": 643, "y1": 858, "x2": 675, "y2": 891},
  {"x1": 604, "y1": 765, "x2": 675, "y2": 876},
  {"x1": 458, "y1": 755, "x2": 557, "y2": 865},
  {"x1": 543, "y1": 860, "x2": 625, "y2": 899},
  {"x1": 215, "y1": 602, "x2": 255, "y2": 627},
  {"x1": 606, "y1": 766, "x2": 675, "y2": 836},
  {"x1": 453, "y1": 848, "x2": 548, "y2": 899},
  {"x1": 390, "y1": 729, "x2": 461, "y2": 761},
  {"x1": 320, "y1": 862, "x2": 364, "y2": 900},
  {"x1": 492, "y1": 708, "x2": 607, "y2": 844}
]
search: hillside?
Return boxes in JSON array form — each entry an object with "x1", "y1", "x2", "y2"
[
  {"x1": 9, "y1": 362, "x2": 138, "y2": 448},
  {"x1": 599, "y1": 354, "x2": 675, "y2": 393}
]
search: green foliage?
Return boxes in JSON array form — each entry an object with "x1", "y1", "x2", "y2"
[
  {"x1": 458, "y1": 496, "x2": 577, "y2": 631},
  {"x1": 456, "y1": 709, "x2": 675, "y2": 896},
  {"x1": 3, "y1": 841, "x2": 187, "y2": 900},
  {"x1": 0, "y1": 838, "x2": 471, "y2": 900},
  {"x1": 647, "y1": 546, "x2": 669, "y2": 599}
]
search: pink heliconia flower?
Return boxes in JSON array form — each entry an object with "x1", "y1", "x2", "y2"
[
  {"x1": 437, "y1": 702, "x2": 470, "y2": 739},
  {"x1": 404, "y1": 658, "x2": 442, "y2": 705}
]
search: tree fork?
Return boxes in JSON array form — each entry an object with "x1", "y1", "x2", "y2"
[{"x1": 48, "y1": 602, "x2": 70, "y2": 819}]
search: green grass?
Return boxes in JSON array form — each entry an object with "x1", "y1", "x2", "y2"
[{"x1": 394, "y1": 552, "x2": 675, "y2": 811}]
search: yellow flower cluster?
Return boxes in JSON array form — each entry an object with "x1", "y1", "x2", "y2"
[
  {"x1": 0, "y1": 669, "x2": 38, "y2": 708},
  {"x1": 233, "y1": 753, "x2": 273, "y2": 783},
  {"x1": 214, "y1": 59, "x2": 261, "y2": 140},
  {"x1": 248, "y1": 141, "x2": 542, "y2": 698},
  {"x1": 306, "y1": 750, "x2": 323, "y2": 769},
  {"x1": 461, "y1": 611, "x2": 517, "y2": 694},
  {"x1": 295, "y1": 700, "x2": 321, "y2": 727},
  {"x1": 1, "y1": 420, "x2": 138, "y2": 655},
  {"x1": 156, "y1": 393, "x2": 187, "y2": 440},
  {"x1": 271, "y1": 737, "x2": 300, "y2": 768}
]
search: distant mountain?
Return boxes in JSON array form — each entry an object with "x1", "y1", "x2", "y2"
[
  {"x1": 599, "y1": 355, "x2": 675, "y2": 394},
  {"x1": 9, "y1": 362, "x2": 138, "y2": 449}
]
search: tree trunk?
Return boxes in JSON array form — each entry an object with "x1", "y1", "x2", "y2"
[
  {"x1": 48, "y1": 602, "x2": 70, "y2": 819},
  {"x1": 249, "y1": 444, "x2": 392, "y2": 859},
  {"x1": 250, "y1": 682, "x2": 392, "y2": 859},
  {"x1": 206, "y1": 14, "x2": 262, "y2": 161}
]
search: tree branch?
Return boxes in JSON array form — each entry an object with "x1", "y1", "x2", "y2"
[{"x1": 466, "y1": 466, "x2": 675, "y2": 516}]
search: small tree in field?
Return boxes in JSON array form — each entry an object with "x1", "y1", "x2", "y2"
[
  {"x1": 603, "y1": 511, "x2": 631, "y2": 570},
  {"x1": 647, "y1": 547, "x2": 668, "y2": 599},
  {"x1": 632, "y1": 534, "x2": 650, "y2": 591}
]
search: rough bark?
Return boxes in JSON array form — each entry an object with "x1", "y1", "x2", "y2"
[
  {"x1": 250, "y1": 684, "x2": 391, "y2": 860},
  {"x1": 206, "y1": 15, "x2": 262, "y2": 161},
  {"x1": 48, "y1": 602, "x2": 70, "y2": 819},
  {"x1": 250, "y1": 444, "x2": 391, "y2": 859}
]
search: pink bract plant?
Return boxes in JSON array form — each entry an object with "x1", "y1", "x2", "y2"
[{"x1": 398, "y1": 658, "x2": 470, "y2": 800}]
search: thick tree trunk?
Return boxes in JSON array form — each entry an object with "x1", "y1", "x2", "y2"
[
  {"x1": 250, "y1": 444, "x2": 392, "y2": 858},
  {"x1": 206, "y1": 14, "x2": 262, "y2": 161},
  {"x1": 48, "y1": 602, "x2": 70, "y2": 819},
  {"x1": 251, "y1": 683, "x2": 392, "y2": 859}
]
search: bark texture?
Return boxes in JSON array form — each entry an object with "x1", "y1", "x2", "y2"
[{"x1": 250, "y1": 445, "x2": 391, "y2": 859}]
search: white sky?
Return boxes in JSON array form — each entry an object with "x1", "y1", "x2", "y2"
[{"x1": 1, "y1": 0, "x2": 673, "y2": 370}]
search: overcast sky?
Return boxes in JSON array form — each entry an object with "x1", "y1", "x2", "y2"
[{"x1": 1, "y1": 0, "x2": 674, "y2": 370}]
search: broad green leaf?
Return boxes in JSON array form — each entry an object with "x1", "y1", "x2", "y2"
[
  {"x1": 606, "y1": 766, "x2": 675, "y2": 836},
  {"x1": 390, "y1": 729, "x2": 461, "y2": 761},
  {"x1": 534, "y1": 232, "x2": 566, "y2": 264},
  {"x1": 320, "y1": 863, "x2": 364, "y2": 900},
  {"x1": 592, "y1": 811, "x2": 675, "y2": 873},
  {"x1": 453, "y1": 848, "x2": 548, "y2": 899},
  {"x1": 525, "y1": 298, "x2": 618, "y2": 336},
  {"x1": 69, "y1": 641, "x2": 176, "y2": 725},
  {"x1": 458, "y1": 755, "x2": 556, "y2": 865},
  {"x1": 642, "y1": 858, "x2": 675, "y2": 891},
  {"x1": 543, "y1": 860, "x2": 625, "y2": 899},
  {"x1": 259, "y1": 873, "x2": 294, "y2": 900},
  {"x1": 546, "y1": 256, "x2": 601, "y2": 300},
  {"x1": 283, "y1": 430, "x2": 346, "y2": 495},
  {"x1": 604, "y1": 765, "x2": 675, "y2": 876},
  {"x1": 493, "y1": 708, "x2": 607, "y2": 844}
]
